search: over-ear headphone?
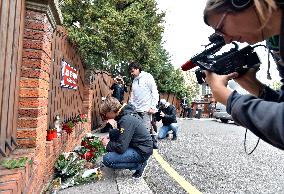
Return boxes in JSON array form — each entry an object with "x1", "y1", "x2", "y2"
[
  {"x1": 230, "y1": 0, "x2": 284, "y2": 11},
  {"x1": 276, "y1": 0, "x2": 284, "y2": 7},
  {"x1": 229, "y1": 0, "x2": 253, "y2": 10}
]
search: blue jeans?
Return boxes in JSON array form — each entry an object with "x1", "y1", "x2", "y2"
[
  {"x1": 158, "y1": 123, "x2": 178, "y2": 139},
  {"x1": 103, "y1": 148, "x2": 149, "y2": 171}
]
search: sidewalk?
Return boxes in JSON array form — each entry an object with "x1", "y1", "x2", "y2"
[
  {"x1": 58, "y1": 132, "x2": 153, "y2": 194},
  {"x1": 58, "y1": 161, "x2": 153, "y2": 194}
]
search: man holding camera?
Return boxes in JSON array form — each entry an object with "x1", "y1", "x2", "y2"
[
  {"x1": 110, "y1": 75, "x2": 128, "y2": 104},
  {"x1": 156, "y1": 99, "x2": 178, "y2": 140}
]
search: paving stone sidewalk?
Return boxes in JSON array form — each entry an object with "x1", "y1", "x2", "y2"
[{"x1": 58, "y1": 164, "x2": 153, "y2": 194}]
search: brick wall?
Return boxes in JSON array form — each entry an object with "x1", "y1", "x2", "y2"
[{"x1": 0, "y1": 1, "x2": 92, "y2": 193}]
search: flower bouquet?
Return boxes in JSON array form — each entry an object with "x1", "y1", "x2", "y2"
[
  {"x1": 79, "y1": 135, "x2": 106, "y2": 162},
  {"x1": 62, "y1": 121, "x2": 74, "y2": 134},
  {"x1": 52, "y1": 152, "x2": 102, "y2": 190},
  {"x1": 76, "y1": 114, "x2": 88, "y2": 123},
  {"x1": 76, "y1": 147, "x2": 95, "y2": 161}
]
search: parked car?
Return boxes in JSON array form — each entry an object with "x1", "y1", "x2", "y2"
[{"x1": 212, "y1": 102, "x2": 233, "y2": 123}]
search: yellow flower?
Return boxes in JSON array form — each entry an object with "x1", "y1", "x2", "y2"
[{"x1": 96, "y1": 168, "x2": 103, "y2": 180}]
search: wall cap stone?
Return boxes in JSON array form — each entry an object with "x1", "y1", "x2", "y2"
[{"x1": 26, "y1": 0, "x2": 63, "y2": 29}]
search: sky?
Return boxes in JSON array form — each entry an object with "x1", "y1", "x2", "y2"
[{"x1": 155, "y1": 0, "x2": 280, "y2": 85}]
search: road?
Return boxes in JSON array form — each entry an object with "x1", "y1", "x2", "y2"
[{"x1": 144, "y1": 118, "x2": 284, "y2": 194}]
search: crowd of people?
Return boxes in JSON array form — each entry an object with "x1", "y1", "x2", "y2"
[
  {"x1": 99, "y1": 62, "x2": 220, "y2": 178},
  {"x1": 98, "y1": 0, "x2": 284, "y2": 179},
  {"x1": 99, "y1": 62, "x2": 182, "y2": 178}
]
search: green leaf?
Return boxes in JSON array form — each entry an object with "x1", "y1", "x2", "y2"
[{"x1": 1, "y1": 157, "x2": 28, "y2": 169}]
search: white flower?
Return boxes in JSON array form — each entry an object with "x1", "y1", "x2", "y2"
[
  {"x1": 73, "y1": 146, "x2": 84, "y2": 152},
  {"x1": 85, "y1": 133, "x2": 93, "y2": 138},
  {"x1": 82, "y1": 168, "x2": 98, "y2": 178},
  {"x1": 73, "y1": 21, "x2": 81, "y2": 28}
]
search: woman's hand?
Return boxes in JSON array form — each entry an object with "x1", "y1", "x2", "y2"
[
  {"x1": 148, "y1": 108, "x2": 156, "y2": 114},
  {"x1": 100, "y1": 136, "x2": 110, "y2": 147},
  {"x1": 233, "y1": 68, "x2": 264, "y2": 96},
  {"x1": 204, "y1": 71, "x2": 237, "y2": 105},
  {"x1": 160, "y1": 111, "x2": 165, "y2": 117}
]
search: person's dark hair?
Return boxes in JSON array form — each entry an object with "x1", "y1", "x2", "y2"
[{"x1": 128, "y1": 62, "x2": 142, "y2": 72}]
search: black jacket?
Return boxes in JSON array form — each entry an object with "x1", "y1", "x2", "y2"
[
  {"x1": 106, "y1": 104, "x2": 153, "y2": 156},
  {"x1": 227, "y1": 53, "x2": 284, "y2": 150},
  {"x1": 111, "y1": 83, "x2": 127, "y2": 102},
  {"x1": 156, "y1": 104, "x2": 177, "y2": 126}
]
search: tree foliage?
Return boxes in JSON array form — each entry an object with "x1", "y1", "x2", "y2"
[
  {"x1": 59, "y1": 0, "x2": 189, "y2": 98},
  {"x1": 184, "y1": 71, "x2": 199, "y2": 103}
]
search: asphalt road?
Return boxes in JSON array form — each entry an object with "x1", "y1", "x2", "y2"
[{"x1": 145, "y1": 118, "x2": 284, "y2": 194}]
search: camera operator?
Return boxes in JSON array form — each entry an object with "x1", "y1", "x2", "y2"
[
  {"x1": 156, "y1": 99, "x2": 178, "y2": 140},
  {"x1": 203, "y1": 0, "x2": 284, "y2": 149},
  {"x1": 110, "y1": 75, "x2": 128, "y2": 104}
]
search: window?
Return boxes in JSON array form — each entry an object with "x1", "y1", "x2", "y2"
[
  {"x1": 205, "y1": 85, "x2": 211, "y2": 95},
  {"x1": 202, "y1": 84, "x2": 211, "y2": 95}
]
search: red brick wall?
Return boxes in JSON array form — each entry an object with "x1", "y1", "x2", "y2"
[
  {"x1": 14, "y1": 7, "x2": 53, "y2": 193},
  {"x1": 0, "y1": 2, "x2": 92, "y2": 194}
]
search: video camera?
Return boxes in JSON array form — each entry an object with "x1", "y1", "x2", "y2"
[
  {"x1": 181, "y1": 33, "x2": 261, "y2": 84},
  {"x1": 154, "y1": 110, "x2": 162, "y2": 122}
]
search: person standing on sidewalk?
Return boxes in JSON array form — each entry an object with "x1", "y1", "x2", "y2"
[
  {"x1": 128, "y1": 62, "x2": 159, "y2": 149},
  {"x1": 110, "y1": 75, "x2": 128, "y2": 104},
  {"x1": 156, "y1": 99, "x2": 178, "y2": 140},
  {"x1": 208, "y1": 101, "x2": 215, "y2": 118},
  {"x1": 100, "y1": 97, "x2": 153, "y2": 178},
  {"x1": 180, "y1": 96, "x2": 189, "y2": 118}
]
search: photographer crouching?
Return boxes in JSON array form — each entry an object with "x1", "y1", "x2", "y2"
[
  {"x1": 202, "y1": 0, "x2": 284, "y2": 150},
  {"x1": 156, "y1": 99, "x2": 178, "y2": 140}
]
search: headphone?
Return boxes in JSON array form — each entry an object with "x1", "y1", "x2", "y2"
[{"x1": 229, "y1": 0, "x2": 253, "y2": 10}]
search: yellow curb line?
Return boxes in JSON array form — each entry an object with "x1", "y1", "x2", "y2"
[{"x1": 153, "y1": 150, "x2": 203, "y2": 194}]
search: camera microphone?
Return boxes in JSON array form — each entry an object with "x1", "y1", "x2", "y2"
[{"x1": 181, "y1": 60, "x2": 196, "y2": 71}]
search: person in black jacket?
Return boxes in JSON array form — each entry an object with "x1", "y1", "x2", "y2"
[
  {"x1": 100, "y1": 97, "x2": 153, "y2": 178},
  {"x1": 180, "y1": 96, "x2": 189, "y2": 118},
  {"x1": 156, "y1": 99, "x2": 178, "y2": 140},
  {"x1": 110, "y1": 76, "x2": 128, "y2": 104},
  {"x1": 203, "y1": 0, "x2": 284, "y2": 150}
]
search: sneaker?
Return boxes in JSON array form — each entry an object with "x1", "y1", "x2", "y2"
[
  {"x1": 132, "y1": 161, "x2": 148, "y2": 179},
  {"x1": 151, "y1": 131, "x2": 158, "y2": 136},
  {"x1": 153, "y1": 141, "x2": 158, "y2": 149},
  {"x1": 132, "y1": 170, "x2": 143, "y2": 179},
  {"x1": 152, "y1": 135, "x2": 158, "y2": 149},
  {"x1": 172, "y1": 135, "x2": 177, "y2": 140},
  {"x1": 165, "y1": 133, "x2": 169, "y2": 138}
]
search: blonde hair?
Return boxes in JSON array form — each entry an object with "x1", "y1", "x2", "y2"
[
  {"x1": 100, "y1": 97, "x2": 122, "y2": 115},
  {"x1": 204, "y1": 0, "x2": 278, "y2": 26}
]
